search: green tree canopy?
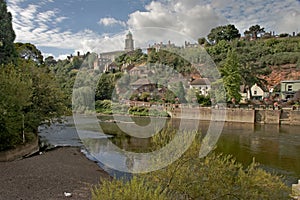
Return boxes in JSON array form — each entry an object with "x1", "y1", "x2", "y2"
[
  {"x1": 15, "y1": 43, "x2": 44, "y2": 65},
  {"x1": 220, "y1": 50, "x2": 242, "y2": 103},
  {"x1": 244, "y1": 24, "x2": 265, "y2": 40},
  {"x1": 44, "y1": 56, "x2": 57, "y2": 67},
  {"x1": 19, "y1": 60, "x2": 67, "y2": 132},
  {"x1": 95, "y1": 72, "x2": 123, "y2": 101},
  {"x1": 207, "y1": 24, "x2": 241, "y2": 44},
  {"x1": 0, "y1": 64, "x2": 32, "y2": 150},
  {"x1": 0, "y1": 0, "x2": 17, "y2": 64}
]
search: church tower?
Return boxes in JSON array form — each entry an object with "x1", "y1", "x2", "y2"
[{"x1": 125, "y1": 31, "x2": 134, "y2": 52}]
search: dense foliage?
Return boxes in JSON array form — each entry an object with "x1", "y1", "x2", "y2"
[
  {"x1": 0, "y1": 64, "x2": 32, "y2": 150},
  {"x1": 206, "y1": 36, "x2": 300, "y2": 93},
  {"x1": 207, "y1": 24, "x2": 241, "y2": 44},
  {"x1": 0, "y1": 1, "x2": 67, "y2": 150},
  {"x1": 0, "y1": 60, "x2": 67, "y2": 150},
  {"x1": 219, "y1": 50, "x2": 242, "y2": 102}
]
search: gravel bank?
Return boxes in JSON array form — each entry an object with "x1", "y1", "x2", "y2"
[{"x1": 0, "y1": 147, "x2": 110, "y2": 200}]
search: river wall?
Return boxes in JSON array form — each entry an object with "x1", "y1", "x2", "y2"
[
  {"x1": 170, "y1": 107, "x2": 300, "y2": 125},
  {"x1": 0, "y1": 136, "x2": 39, "y2": 162}
]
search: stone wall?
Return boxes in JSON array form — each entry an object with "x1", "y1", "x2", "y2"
[
  {"x1": 171, "y1": 107, "x2": 255, "y2": 123},
  {"x1": 290, "y1": 110, "x2": 300, "y2": 126},
  {"x1": 255, "y1": 110, "x2": 281, "y2": 124},
  {"x1": 0, "y1": 136, "x2": 39, "y2": 162},
  {"x1": 170, "y1": 107, "x2": 300, "y2": 125}
]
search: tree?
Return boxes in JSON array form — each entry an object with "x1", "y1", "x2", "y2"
[
  {"x1": 15, "y1": 43, "x2": 44, "y2": 65},
  {"x1": 0, "y1": 0, "x2": 17, "y2": 64},
  {"x1": 0, "y1": 64, "x2": 32, "y2": 150},
  {"x1": 19, "y1": 60, "x2": 67, "y2": 132},
  {"x1": 95, "y1": 72, "x2": 122, "y2": 101},
  {"x1": 198, "y1": 37, "x2": 206, "y2": 45},
  {"x1": 44, "y1": 56, "x2": 57, "y2": 67},
  {"x1": 220, "y1": 50, "x2": 242, "y2": 103},
  {"x1": 244, "y1": 25, "x2": 265, "y2": 40},
  {"x1": 207, "y1": 24, "x2": 241, "y2": 44}
]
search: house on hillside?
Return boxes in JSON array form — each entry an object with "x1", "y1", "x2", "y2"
[
  {"x1": 189, "y1": 78, "x2": 211, "y2": 96},
  {"x1": 250, "y1": 83, "x2": 268, "y2": 100},
  {"x1": 281, "y1": 80, "x2": 300, "y2": 100},
  {"x1": 130, "y1": 78, "x2": 153, "y2": 91}
]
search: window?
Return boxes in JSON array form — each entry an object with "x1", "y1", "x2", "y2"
[
  {"x1": 287, "y1": 85, "x2": 293, "y2": 92},
  {"x1": 254, "y1": 91, "x2": 257, "y2": 95}
]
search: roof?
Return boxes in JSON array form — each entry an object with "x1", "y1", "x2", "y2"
[
  {"x1": 281, "y1": 80, "x2": 300, "y2": 83},
  {"x1": 130, "y1": 78, "x2": 151, "y2": 86},
  {"x1": 190, "y1": 78, "x2": 211, "y2": 86}
]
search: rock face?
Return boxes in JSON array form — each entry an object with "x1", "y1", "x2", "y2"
[
  {"x1": 292, "y1": 180, "x2": 300, "y2": 199},
  {"x1": 260, "y1": 64, "x2": 300, "y2": 89}
]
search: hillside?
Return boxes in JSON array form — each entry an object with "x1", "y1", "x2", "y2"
[
  {"x1": 205, "y1": 36, "x2": 300, "y2": 89},
  {"x1": 260, "y1": 64, "x2": 300, "y2": 89}
]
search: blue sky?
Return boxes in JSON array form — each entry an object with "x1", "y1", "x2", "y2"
[{"x1": 7, "y1": 0, "x2": 300, "y2": 60}]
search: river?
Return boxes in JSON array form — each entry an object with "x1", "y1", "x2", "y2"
[{"x1": 38, "y1": 115, "x2": 300, "y2": 185}]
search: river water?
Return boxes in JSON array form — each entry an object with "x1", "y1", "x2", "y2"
[{"x1": 38, "y1": 115, "x2": 300, "y2": 185}]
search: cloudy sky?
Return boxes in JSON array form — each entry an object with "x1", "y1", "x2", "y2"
[{"x1": 6, "y1": 0, "x2": 300, "y2": 60}]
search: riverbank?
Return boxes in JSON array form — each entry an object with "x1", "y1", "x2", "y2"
[{"x1": 0, "y1": 147, "x2": 110, "y2": 200}]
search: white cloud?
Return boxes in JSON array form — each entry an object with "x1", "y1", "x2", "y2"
[
  {"x1": 98, "y1": 17, "x2": 126, "y2": 27},
  {"x1": 6, "y1": 0, "x2": 300, "y2": 60},
  {"x1": 207, "y1": 0, "x2": 300, "y2": 34},
  {"x1": 275, "y1": 8, "x2": 300, "y2": 34},
  {"x1": 128, "y1": 0, "x2": 228, "y2": 40}
]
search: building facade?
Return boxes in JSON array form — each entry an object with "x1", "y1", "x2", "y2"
[
  {"x1": 250, "y1": 83, "x2": 267, "y2": 100},
  {"x1": 189, "y1": 78, "x2": 211, "y2": 96},
  {"x1": 281, "y1": 80, "x2": 300, "y2": 100},
  {"x1": 94, "y1": 31, "x2": 135, "y2": 71}
]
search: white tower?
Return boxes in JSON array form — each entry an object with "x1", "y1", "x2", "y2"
[{"x1": 125, "y1": 31, "x2": 134, "y2": 52}]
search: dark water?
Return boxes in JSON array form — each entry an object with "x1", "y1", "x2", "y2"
[
  {"x1": 39, "y1": 115, "x2": 300, "y2": 185},
  {"x1": 214, "y1": 123, "x2": 300, "y2": 185}
]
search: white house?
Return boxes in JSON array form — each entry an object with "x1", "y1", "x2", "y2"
[
  {"x1": 190, "y1": 78, "x2": 211, "y2": 96},
  {"x1": 251, "y1": 83, "x2": 267, "y2": 100}
]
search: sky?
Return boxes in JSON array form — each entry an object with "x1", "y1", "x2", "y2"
[{"x1": 6, "y1": 0, "x2": 300, "y2": 60}]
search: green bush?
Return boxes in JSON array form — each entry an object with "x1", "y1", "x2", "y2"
[
  {"x1": 128, "y1": 106, "x2": 169, "y2": 117},
  {"x1": 92, "y1": 177, "x2": 168, "y2": 200},
  {"x1": 95, "y1": 100, "x2": 112, "y2": 114},
  {"x1": 262, "y1": 52, "x2": 300, "y2": 65}
]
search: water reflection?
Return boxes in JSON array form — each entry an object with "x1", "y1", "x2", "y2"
[
  {"x1": 39, "y1": 115, "x2": 300, "y2": 185},
  {"x1": 215, "y1": 123, "x2": 300, "y2": 185}
]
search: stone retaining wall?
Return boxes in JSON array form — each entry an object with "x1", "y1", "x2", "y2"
[
  {"x1": 170, "y1": 107, "x2": 300, "y2": 125},
  {"x1": 171, "y1": 107, "x2": 254, "y2": 123}
]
